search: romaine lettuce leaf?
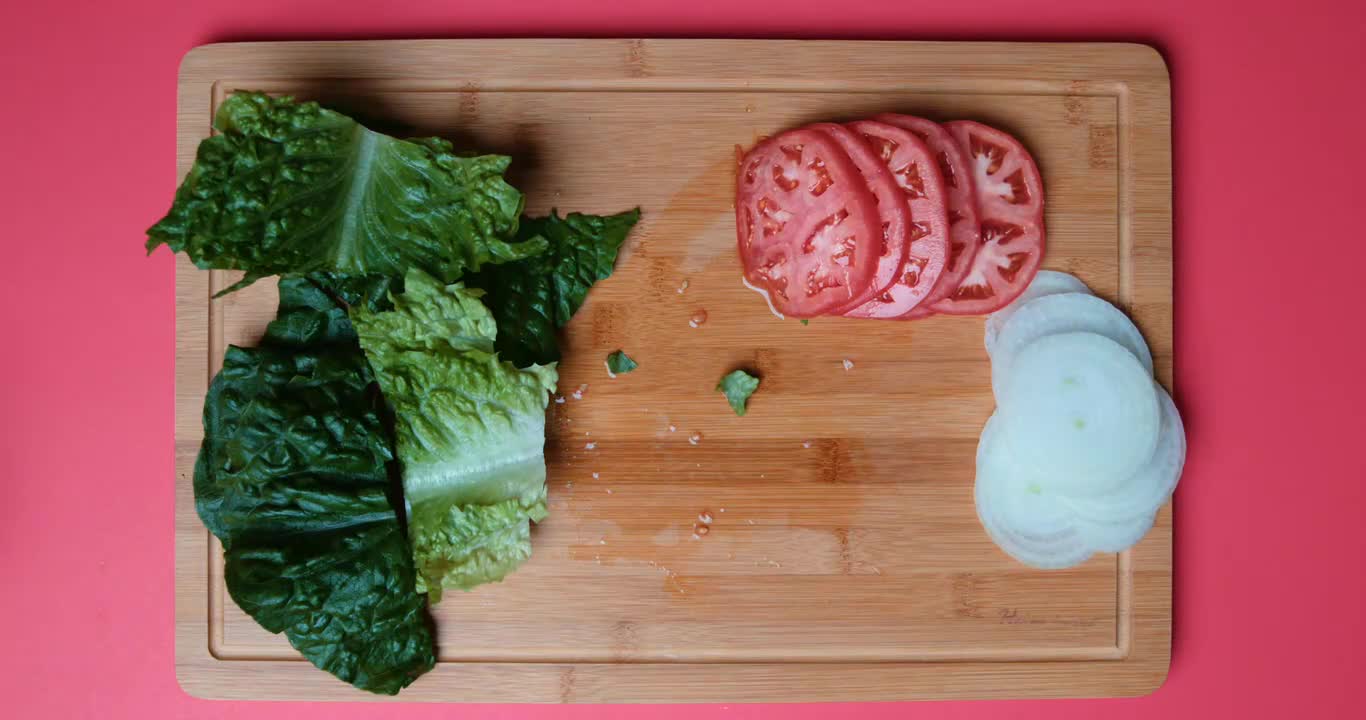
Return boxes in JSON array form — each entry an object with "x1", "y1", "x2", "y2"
[
  {"x1": 469, "y1": 209, "x2": 640, "y2": 367},
  {"x1": 195, "y1": 276, "x2": 433, "y2": 694},
  {"x1": 147, "y1": 92, "x2": 545, "y2": 292},
  {"x1": 352, "y1": 269, "x2": 558, "y2": 601}
]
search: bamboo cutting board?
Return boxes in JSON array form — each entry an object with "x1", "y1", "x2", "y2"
[{"x1": 172, "y1": 39, "x2": 1172, "y2": 702}]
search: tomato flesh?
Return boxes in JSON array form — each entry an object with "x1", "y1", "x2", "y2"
[
  {"x1": 807, "y1": 123, "x2": 911, "y2": 315},
  {"x1": 931, "y1": 120, "x2": 1046, "y2": 315},
  {"x1": 871, "y1": 114, "x2": 983, "y2": 319},
  {"x1": 841, "y1": 120, "x2": 950, "y2": 318},
  {"x1": 736, "y1": 128, "x2": 882, "y2": 317}
]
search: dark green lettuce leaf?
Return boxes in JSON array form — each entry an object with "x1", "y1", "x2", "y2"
[
  {"x1": 224, "y1": 521, "x2": 433, "y2": 696},
  {"x1": 147, "y1": 92, "x2": 545, "y2": 291},
  {"x1": 468, "y1": 209, "x2": 640, "y2": 367},
  {"x1": 195, "y1": 276, "x2": 433, "y2": 694},
  {"x1": 263, "y1": 273, "x2": 402, "y2": 349},
  {"x1": 606, "y1": 350, "x2": 637, "y2": 375}
]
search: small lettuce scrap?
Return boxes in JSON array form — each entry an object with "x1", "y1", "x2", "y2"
[
  {"x1": 717, "y1": 370, "x2": 761, "y2": 416},
  {"x1": 352, "y1": 269, "x2": 558, "y2": 601},
  {"x1": 195, "y1": 276, "x2": 433, "y2": 695},
  {"x1": 147, "y1": 92, "x2": 544, "y2": 292},
  {"x1": 606, "y1": 350, "x2": 637, "y2": 375},
  {"x1": 470, "y1": 209, "x2": 640, "y2": 367}
]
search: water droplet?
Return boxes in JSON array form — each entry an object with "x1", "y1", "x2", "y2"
[
  {"x1": 842, "y1": 359, "x2": 854, "y2": 371},
  {"x1": 677, "y1": 279, "x2": 690, "y2": 294},
  {"x1": 605, "y1": 488, "x2": 614, "y2": 495},
  {"x1": 554, "y1": 396, "x2": 566, "y2": 404},
  {"x1": 802, "y1": 440, "x2": 812, "y2": 449},
  {"x1": 585, "y1": 442, "x2": 597, "y2": 450},
  {"x1": 689, "y1": 309, "x2": 708, "y2": 328},
  {"x1": 592, "y1": 472, "x2": 599, "y2": 479},
  {"x1": 698, "y1": 511, "x2": 713, "y2": 524},
  {"x1": 694, "y1": 524, "x2": 711, "y2": 537},
  {"x1": 689, "y1": 431, "x2": 703, "y2": 445},
  {"x1": 668, "y1": 424, "x2": 677, "y2": 433}
]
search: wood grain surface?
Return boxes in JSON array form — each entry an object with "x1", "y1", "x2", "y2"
[{"x1": 172, "y1": 39, "x2": 1172, "y2": 702}]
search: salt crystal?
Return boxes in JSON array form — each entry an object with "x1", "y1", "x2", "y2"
[
  {"x1": 585, "y1": 442, "x2": 596, "y2": 450},
  {"x1": 591, "y1": 472, "x2": 599, "y2": 479},
  {"x1": 842, "y1": 359, "x2": 854, "y2": 371}
]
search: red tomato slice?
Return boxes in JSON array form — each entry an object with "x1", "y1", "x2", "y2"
[
  {"x1": 735, "y1": 128, "x2": 882, "y2": 318},
  {"x1": 932, "y1": 120, "x2": 1046, "y2": 315},
  {"x1": 808, "y1": 123, "x2": 911, "y2": 314},
  {"x1": 871, "y1": 114, "x2": 982, "y2": 320},
  {"x1": 841, "y1": 120, "x2": 949, "y2": 318}
]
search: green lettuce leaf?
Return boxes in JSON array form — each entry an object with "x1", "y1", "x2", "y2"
[
  {"x1": 469, "y1": 209, "x2": 640, "y2": 367},
  {"x1": 352, "y1": 269, "x2": 558, "y2": 601},
  {"x1": 147, "y1": 92, "x2": 545, "y2": 291},
  {"x1": 194, "y1": 277, "x2": 434, "y2": 695},
  {"x1": 262, "y1": 273, "x2": 401, "y2": 349},
  {"x1": 606, "y1": 350, "x2": 638, "y2": 375},
  {"x1": 717, "y1": 370, "x2": 761, "y2": 416}
]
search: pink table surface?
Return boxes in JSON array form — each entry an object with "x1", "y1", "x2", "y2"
[{"x1": 4, "y1": 1, "x2": 1364, "y2": 717}]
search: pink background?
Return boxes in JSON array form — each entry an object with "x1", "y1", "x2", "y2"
[{"x1": 3, "y1": 0, "x2": 1364, "y2": 717}]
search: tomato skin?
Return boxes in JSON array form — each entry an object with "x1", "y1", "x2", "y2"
[
  {"x1": 841, "y1": 119, "x2": 950, "y2": 318},
  {"x1": 871, "y1": 114, "x2": 984, "y2": 320},
  {"x1": 735, "y1": 128, "x2": 883, "y2": 318},
  {"x1": 806, "y1": 123, "x2": 911, "y2": 315},
  {"x1": 931, "y1": 120, "x2": 1046, "y2": 316}
]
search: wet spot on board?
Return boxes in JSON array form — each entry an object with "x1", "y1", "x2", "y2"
[
  {"x1": 1063, "y1": 96, "x2": 1085, "y2": 126},
  {"x1": 1089, "y1": 125, "x2": 1117, "y2": 169},
  {"x1": 558, "y1": 666, "x2": 577, "y2": 702},
  {"x1": 459, "y1": 81, "x2": 481, "y2": 118},
  {"x1": 626, "y1": 39, "x2": 652, "y2": 78},
  {"x1": 815, "y1": 439, "x2": 855, "y2": 484},
  {"x1": 591, "y1": 303, "x2": 628, "y2": 346},
  {"x1": 611, "y1": 620, "x2": 640, "y2": 659}
]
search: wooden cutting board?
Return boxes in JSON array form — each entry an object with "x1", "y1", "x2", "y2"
[{"x1": 172, "y1": 39, "x2": 1172, "y2": 702}]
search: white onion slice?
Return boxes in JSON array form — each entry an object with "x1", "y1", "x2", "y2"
[
  {"x1": 1074, "y1": 512, "x2": 1156, "y2": 553},
  {"x1": 1062, "y1": 383, "x2": 1186, "y2": 523},
  {"x1": 984, "y1": 270, "x2": 1092, "y2": 354},
  {"x1": 997, "y1": 332, "x2": 1160, "y2": 495},
  {"x1": 991, "y1": 293, "x2": 1153, "y2": 401},
  {"x1": 975, "y1": 413, "x2": 1093, "y2": 569}
]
